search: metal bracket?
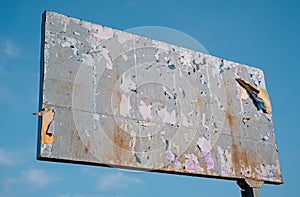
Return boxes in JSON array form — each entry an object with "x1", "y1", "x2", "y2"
[{"x1": 237, "y1": 179, "x2": 264, "y2": 197}]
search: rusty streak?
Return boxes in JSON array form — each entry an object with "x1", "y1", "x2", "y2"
[
  {"x1": 226, "y1": 112, "x2": 234, "y2": 132},
  {"x1": 113, "y1": 125, "x2": 131, "y2": 163}
]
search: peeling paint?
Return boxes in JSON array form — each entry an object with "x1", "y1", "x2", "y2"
[
  {"x1": 182, "y1": 115, "x2": 193, "y2": 127},
  {"x1": 39, "y1": 11, "x2": 282, "y2": 184},
  {"x1": 139, "y1": 100, "x2": 152, "y2": 120},
  {"x1": 261, "y1": 132, "x2": 270, "y2": 141},
  {"x1": 120, "y1": 95, "x2": 132, "y2": 117},
  {"x1": 158, "y1": 108, "x2": 176, "y2": 125},
  {"x1": 236, "y1": 78, "x2": 272, "y2": 114},
  {"x1": 197, "y1": 137, "x2": 215, "y2": 169},
  {"x1": 218, "y1": 146, "x2": 233, "y2": 175},
  {"x1": 61, "y1": 16, "x2": 70, "y2": 33},
  {"x1": 117, "y1": 32, "x2": 134, "y2": 44},
  {"x1": 185, "y1": 154, "x2": 200, "y2": 171},
  {"x1": 122, "y1": 54, "x2": 128, "y2": 61},
  {"x1": 120, "y1": 73, "x2": 136, "y2": 92},
  {"x1": 66, "y1": 37, "x2": 79, "y2": 57},
  {"x1": 166, "y1": 149, "x2": 179, "y2": 165},
  {"x1": 93, "y1": 113, "x2": 100, "y2": 121},
  {"x1": 203, "y1": 151, "x2": 214, "y2": 169},
  {"x1": 167, "y1": 60, "x2": 176, "y2": 70},
  {"x1": 257, "y1": 162, "x2": 281, "y2": 181},
  {"x1": 101, "y1": 47, "x2": 113, "y2": 69}
]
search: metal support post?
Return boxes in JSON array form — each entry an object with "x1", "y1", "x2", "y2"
[{"x1": 237, "y1": 179, "x2": 263, "y2": 197}]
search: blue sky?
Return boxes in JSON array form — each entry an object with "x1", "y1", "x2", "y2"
[{"x1": 0, "y1": 0, "x2": 299, "y2": 196}]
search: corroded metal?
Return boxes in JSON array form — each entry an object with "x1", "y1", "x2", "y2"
[
  {"x1": 37, "y1": 11, "x2": 283, "y2": 184},
  {"x1": 238, "y1": 179, "x2": 263, "y2": 197}
]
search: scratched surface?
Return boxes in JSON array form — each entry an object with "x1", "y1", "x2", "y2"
[{"x1": 37, "y1": 11, "x2": 283, "y2": 184}]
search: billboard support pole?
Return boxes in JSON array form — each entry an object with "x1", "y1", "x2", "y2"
[{"x1": 237, "y1": 179, "x2": 263, "y2": 197}]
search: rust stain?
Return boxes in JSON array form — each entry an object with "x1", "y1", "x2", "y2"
[
  {"x1": 241, "y1": 149, "x2": 249, "y2": 168},
  {"x1": 113, "y1": 61, "x2": 122, "y2": 113},
  {"x1": 224, "y1": 79, "x2": 235, "y2": 134},
  {"x1": 197, "y1": 95, "x2": 203, "y2": 110},
  {"x1": 70, "y1": 129, "x2": 86, "y2": 158},
  {"x1": 200, "y1": 156, "x2": 208, "y2": 174},
  {"x1": 84, "y1": 141, "x2": 90, "y2": 154},
  {"x1": 226, "y1": 112, "x2": 234, "y2": 131},
  {"x1": 76, "y1": 133, "x2": 80, "y2": 140},
  {"x1": 232, "y1": 142, "x2": 253, "y2": 177},
  {"x1": 159, "y1": 164, "x2": 170, "y2": 171},
  {"x1": 231, "y1": 142, "x2": 241, "y2": 171},
  {"x1": 113, "y1": 125, "x2": 131, "y2": 163}
]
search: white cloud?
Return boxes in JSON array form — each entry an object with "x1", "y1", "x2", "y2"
[
  {"x1": 2, "y1": 39, "x2": 20, "y2": 58},
  {"x1": 0, "y1": 148, "x2": 15, "y2": 166},
  {"x1": 81, "y1": 167, "x2": 98, "y2": 176},
  {"x1": 57, "y1": 194, "x2": 105, "y2": 197},
  {"x1": 21, "y1": 169, "x2": 54, "y2": 189},
  {"x1": 124, "y1": 0, "x2": 138, "y2": 8},
  {"x1": 0, "y1": 147, "x2": 34, "y2": 167},
  {"x1": 97, "y1": 171, "x2": 141, "y2": 191},
  {"x1": 1, "y1": 168, "x2": 58, "y2": 191}
]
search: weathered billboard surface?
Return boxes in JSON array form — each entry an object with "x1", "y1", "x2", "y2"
[{"x1": 37, "y1": 11, "x2": 283, "y2": 184}]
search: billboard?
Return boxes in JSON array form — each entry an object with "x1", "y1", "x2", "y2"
[{"x1": 37, "y1": 11, "x2": 283, "y2": 184}]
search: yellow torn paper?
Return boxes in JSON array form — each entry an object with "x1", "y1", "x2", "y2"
[
  {"x1": 33, "y1": 108, "x2": 55, "y2": 145},
  {"x1": 258, "y1": 88, "x2": 272, "y2": 114}
]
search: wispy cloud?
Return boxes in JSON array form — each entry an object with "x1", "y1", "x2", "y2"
[
  {"x1": 1, "y1": 168, "x2": 59, "y2": 191},
  {"x1": 57, "y1": 193, "x2": 106, "y2": 197},
  {"x1": 0, "y1": 146, "x2": 35, "y2": 167},
  {"x1": 81, "y1": 167, "x2": 99, "y2": 176},
  {"x1": 0, "y1": 148, "x2": 15, "y2": 166},
  {"x1": 2, "y1": 39, "x2": 20, "y2": 58},
  {"x1": 124, "y1": 0, "x2": 138, "y2": 7},
  {"x1": 21, "y1": 168, "x2": 55, "y2": 189},
  {"x1": 97, "y1": 171, "x2": 141, "y2": 191}
]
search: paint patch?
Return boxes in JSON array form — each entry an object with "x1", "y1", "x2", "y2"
[
  {"x1": 66, "y1": 37, "x2": 79, "y2": 57},
  {"x1": 61, "y1": 41, "x2": 71, "y2": 48},
  {"x1": 117, "y1": 32, "x2": 134, "y2": 44},
  {"x1": 197, "y1": 137, "x2": 212, "y2": 153},
  {"x1": 203, "y1": 151, "x2": 214, "y2": 169},
  {"x1": 101, "y1": 47, "x2": 113, "y2": 69},
  {"x1": 242, "y1": 117, "x2": 250, "y2": 124},
  {"x1": 182, "y1": 115, "x2": 193, "y2": 127},
  {"x1": 89, "y1": 25, "x2": 114, "y2": 41},
  {"x1": 166, "y1": 149, "x2": 179, "y2": 165},
  {"x1": 120, "y1": 73, "x2": 136, "y2": 92},
  {"x1": 168, "y1": 60, "x2": 176, "y2": 70},
  {"x1": 218, "y1": 146, "x2": 233, "y2": 175},
  {"x1": 120, "y1": 95, "x2": 132, "y2": 117},
  {"x1": 139, "y1": 100, "x2": 152, "y2": 120},
  {"x1": 197, "y1": 137, "x2": 215, "y2": 169},
  {"x1": 158, "y1": 108, "x2": 176, "y2": 125},
  {"x1": 185, "y1": 154, "x2": 200, "y2": 171},
  {"x1": 239, "y1": 85, "x2": 249, "y2": 100},
  {"x1": 256, "y1": 163, "x2": 280, "y2": 180},
  {"x1": 122, "y1": 54, "x2": 128, "y2": 61},
  {"x1": 93, "y1": 113, "x2": 100, "y2": 121}
]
